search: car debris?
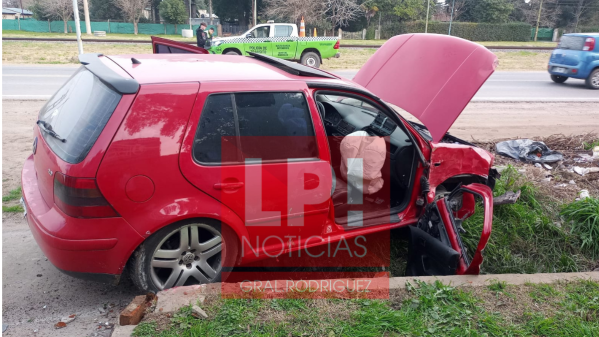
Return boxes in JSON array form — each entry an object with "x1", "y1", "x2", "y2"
[
  {"x1": 54, "y1": 314, "x2": 76, "y2": 329},
  {"x1": 493, "y1": 190, "x2": 521, "y2": 206},
  {"x1": 573, "y1": 166, "x2": 599, "y2": 176},
  {"x1": 496, "y1": 139, "x2": 564, "y2": 163},
  {"x1": 578, "y1": 189, "x2": 590, "y2": 200},
  {"x1": 191, "y1": 305, "x2": 208, "y2": 319}
]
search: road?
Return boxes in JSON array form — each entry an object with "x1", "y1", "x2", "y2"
[{"x1": 3, "y1": 65, "x2": 599, "y2": 102}]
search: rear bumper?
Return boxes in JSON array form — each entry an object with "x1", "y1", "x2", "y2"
[
  {"x1": 548, "y1": 63, "x2": 588, "y2": 79},
  {"x1": 21, "y1": 154, "x2": 144, "y2": 277}
]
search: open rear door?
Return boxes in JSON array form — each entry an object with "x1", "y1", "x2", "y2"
[
  {"x1": 151, "y1": 36, "x2": 209, "y2": 54},
  {"x1": 406, "y1": 183, "x2": 493, "y2": 276}
]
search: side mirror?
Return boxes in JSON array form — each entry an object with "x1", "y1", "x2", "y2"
[{"x1": 246, "y1": 33, "x2": 252, "y2": 38}]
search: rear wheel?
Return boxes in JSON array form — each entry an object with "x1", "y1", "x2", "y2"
[
  {"x1": 225, "y1": 50, "x2": 241, "y2": 55},
  {"x1": 300, "y1": 52, "x2": 321, "y2": 68},
  {"x1": 128, "y1": 220, "x2": 238, "y2": 292},
  {"x1": 550, "y1": 75, "x2": 568, "y2": 83},
  {"x1": 585, "y1": 69, "x2": 599, "y2": 89}
]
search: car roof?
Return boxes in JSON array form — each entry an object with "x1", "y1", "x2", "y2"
[
  {"x1": 564, "y1": 33, "x2": 599, "y2": 37},
  {"x1": 106, "y1": 54, "x2": 353, "y2": 86}
]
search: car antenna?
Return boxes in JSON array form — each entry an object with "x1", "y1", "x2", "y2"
[{"x1": 131, "y1": 57, "x2": 142, "y2": 64}]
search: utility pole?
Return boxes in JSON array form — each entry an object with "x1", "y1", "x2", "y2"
[
  {"x1": 253, "y1": 0, "x2": 257, "y2": 27},
  {"x1": 378, "y1": 11, "x2": 381, "y2": 38},
  {"x1": 534, "y1": 0, "x2": 544, "y2": 41},
  {"x1": 209, "y1": 0, "x2": 213, "y2": 25},
  {"x1": 189, "y1": 0, "x2": 192, "y2": 29},
  {"x1": 82, "y1": 0, "x2": 91, "y2": 35},
  {"x1": 425, "y1": 0, "x2": 431, "y2": 33},
  {"x1": 448, "y1": 0, "x2": 456, "y2": 35},
  {"x1": 72, "y1": 0, "x2": 83, "y2": 54},
  {"x1": 574, "y1": 0, "x2": 584, "y2": 32}
]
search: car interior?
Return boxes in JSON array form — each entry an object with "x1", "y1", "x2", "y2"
[{"x1": 314, "y1": 92, "x2": 417, "y2": 227}]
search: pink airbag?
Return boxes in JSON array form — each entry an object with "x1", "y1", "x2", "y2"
[{"x1": 340, "y1": 131, "x2": 386, "y2": 195}]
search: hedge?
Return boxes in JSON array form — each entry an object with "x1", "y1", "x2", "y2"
[{"x1": 380, "y1": 21, "x2": 532, "y2": 41}]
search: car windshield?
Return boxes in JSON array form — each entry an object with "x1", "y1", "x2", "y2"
[{"x1": 558, "y1": 36, "x2": 586, "y2": 50}]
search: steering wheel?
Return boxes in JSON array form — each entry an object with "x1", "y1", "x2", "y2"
[{"x1": 316, "y1": 102, "x2": 326, "y2": 120}]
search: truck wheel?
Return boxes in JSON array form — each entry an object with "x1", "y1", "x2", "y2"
[
  {"x1": 301, "y1": 52, "x2": 321, "y2": 68},
  {"x1": 225, "y1": 50, "x2": 241, "y2": 55},
  {"x1": 128, "y1": 219, "x2": 238, "y2": 292},
  {"x1": 550, "y1": 75, "x2": 568, "y2": 84},
  {"x1": 585, "y1": 69, "x2": 599, "y2": 89}
]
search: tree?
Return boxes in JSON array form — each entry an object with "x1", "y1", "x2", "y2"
[
  {"x1": 89, "y1": 0, "x2": 123, "y2": 20},
  {"x1": 461, "y1": 0, "x2": 513, "y2": 23},
  {"x1": 361, "y1": 3, "x2": 379, "y2": 27},
  {"x1": 114, "y1": 0, "x2": 149, "y2": 34},
  {"x1": 159, "y1": 0, "x2": 188, "y2": 31},
  {"x1": 510, "y1": 0, "x2": 560, "y2": 28},
  {"x1": 261, "y1": 0, "x2": 360, "y2": 28},
  {"x1": 392, "y1": 0, "x2": 428, "y2": 20},
  {"x1": 41, "y1": 0, "x2": 82, "y2": 33},
  {"x1": 213, "y1": 0, "x2": 251, "y2": 25}
]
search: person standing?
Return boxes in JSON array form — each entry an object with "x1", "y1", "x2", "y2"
[{"x1": 196, "y1": 22, "x2": 208, "y2": 48}]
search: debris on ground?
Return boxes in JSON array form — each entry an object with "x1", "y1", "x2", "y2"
[
  {"x1": 493, "y1": 190, "x2": 521, "y2": 206},
  {"x1": 578, "y1": 189, "x2": 590, "y2": 200},
  {"x1": 573, "y1": 166, "x2": 599, "y2": 176},
  {"x1": 191, "y1": 305, "x2": 208, "y2": 319},
  {"x1": 119, "y1": 295, "x2": 148, "y2": 326},
  {"x1": 495, "y1": 139, "x2": 564, "y2": 163},
  {"x1": 54, "y1": 314, "x2": 76, "y2": 329}
]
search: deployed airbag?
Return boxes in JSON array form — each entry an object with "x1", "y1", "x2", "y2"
[{"x1": 340, "y1": 131, "x2": 386, "y2": 195}]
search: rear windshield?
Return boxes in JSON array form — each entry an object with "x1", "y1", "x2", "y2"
[
  {"x1": 37, "y1": 67, "x2": 122, "y2": 164},
  {"x1": 558, "y1": 36, "x2": 586, "y2": 50}
]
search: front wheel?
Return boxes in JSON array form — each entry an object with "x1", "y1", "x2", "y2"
[
  {"x1": 225, "y1": 50, "x2": 241, "y2": 55},
  {"x1": 128, "y1": 220, "x2": 238, "y2": 292},
  {"x1": 585, "y1": 69, "x2": 599, "y2": 89},
  {"x1": 550, "y1": 75, "x2": 568, "y2": 83},
  {"x1": 300, "y1": 52, "x2": 321, "y2": 68}
]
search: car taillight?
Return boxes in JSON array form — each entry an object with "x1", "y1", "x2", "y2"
[
  {"x1": 53, "y1": 172, "x2": 119, "y2": 218},
  {"x1": 334, "y1": 40, "x2": 340, "y2": 49},
  {"x1": 583, "y1": 38, "x2": 595, "y2": 51}
]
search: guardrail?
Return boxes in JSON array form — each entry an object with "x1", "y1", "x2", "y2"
[{"x1": 2, "y1": 37, "x2": 556, "y2": 50}]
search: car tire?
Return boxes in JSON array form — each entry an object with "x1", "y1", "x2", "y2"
[
  {"x1": 301, "y1": 52, "x2": 321, "y2": 68},
  {"x1": 128, "y1": 219, "x2": 238, "y2": 293},
  {"x1": 225, "y1": 50, "x2": 241, "y2": 55},
  {"x1": 585, "y1": 69, "x2": 599, "y2": 89},
  {"x1": 550, "y1": 75, "x2": 568, "y2": 84}
]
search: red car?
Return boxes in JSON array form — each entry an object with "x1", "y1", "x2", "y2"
[{"x1": 22, "y1": 34, "x2": 498, "y2": 292}]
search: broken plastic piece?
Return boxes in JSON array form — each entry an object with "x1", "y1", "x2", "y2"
[
  {"x1": 495, "y1": 139, "x2": 563, "y2": 163},
  {"x1": 573, "y1": 166, "x2": 599, "y2": 176},
  {"x1": 493, "y1": 190, "x2": 521, "y2": 206}
]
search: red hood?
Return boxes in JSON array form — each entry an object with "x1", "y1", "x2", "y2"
[{"x1": 353, "y1": 34, "x2": 498, "y2": 142}]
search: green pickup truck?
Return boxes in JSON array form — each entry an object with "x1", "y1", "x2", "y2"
[{"x1": 207, "y1": 23, "x2": 341, "y2": 68}]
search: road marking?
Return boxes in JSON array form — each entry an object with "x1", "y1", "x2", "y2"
[{"x1": 3, "y1": 95, "x2": 52, "y2": 99}]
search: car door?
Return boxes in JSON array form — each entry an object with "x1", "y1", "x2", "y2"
[
  {"x1": 179, "y1": 81, "x2": 332, "y2": 257},
  {"x1": 272, "y1": 25, "x2": 297, "y2": 60},
  {"x1": 151, "y1": 36, "x2": 209, "y2": 54},
  {"x1": 243, "y1": 25, "x2": 273, "y2": 56},
  {"x1": 406, "y1": 183, "x2": 493, "y2": 276}
]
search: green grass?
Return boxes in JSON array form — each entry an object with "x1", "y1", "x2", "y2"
[
  {"x1": 583, "y1": 139, "x2": 599, "y2": 150},
  {"x1": 461, "y1": 166, "x2": 595, "y2": 274},
  {"x1": 561, "y1": 197, "x2": 599, "y2": 258},
  {"x1": 2, "y1": 187, "x2": 21, "y2": 202},
  {"x1": 134, "y1": 280, "x2": 599, "y2": 337},
  {"x1": 2, "y1": 205, "x2": 23, "y2": 213}
]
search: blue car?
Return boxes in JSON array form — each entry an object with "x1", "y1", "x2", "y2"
[{"x1": 548, "y1": 33, "x2": 599, "y2": 89}]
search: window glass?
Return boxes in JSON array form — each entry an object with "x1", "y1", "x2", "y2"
[
  {"x1": 274, "y1": 25, "x2": 292, "y2": 37},
  {"x1": 168, "y1": 46, "x2": 195, "y2": 53},
  {"x1": 193, "y1": 94, "x2": 238, "y2": 163},
  {"x1": 558, "y1": 36, "x2": 585, "y2": 50},
  {"x1": 236, "y1": 92, "x2": 317, "y2": 161},
  {"x1": 251, "y1": 26, "x2": 270, "y2": 38},
  {"x1": 38, "y1": 67, "x2": 121, "y2": 163}
]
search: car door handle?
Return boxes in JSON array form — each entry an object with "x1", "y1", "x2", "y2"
[{"x1": 213, "y1": 182, "x2": 244, "y2": 190}]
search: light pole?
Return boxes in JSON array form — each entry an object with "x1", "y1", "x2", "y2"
[
  {"x1": 72, "y1": 0, "x2": 83, "y2": 54},
  {"x1": 425, "y1": 0, "x2": 431, "y2": 33},
  {"x1": 534, "y1": 0, "x2": 544, "y2": 41},
  {"x1": 189, "y1": 0, "x2": 192, "y2": 29},
  {"x1": 448, "y1": 0, "x2": 456, "y2": 35}
]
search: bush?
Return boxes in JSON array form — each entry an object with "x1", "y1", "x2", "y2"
[
  {"x1": 380, "y1": 21, "x2": 532, "y2": 41},
  {"x1": 561, "y1": 197, "x2": 599, "y2": 258}
]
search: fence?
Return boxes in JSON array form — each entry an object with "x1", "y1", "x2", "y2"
[
  {"x1": 2, "y1": 18, "x2": 219, "y2": 36},
  {"x1": 532, "y1": 28, "x2": 554, "y2": 41}
]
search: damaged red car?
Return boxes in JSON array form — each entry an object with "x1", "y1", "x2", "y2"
[{"x1": 21, "y1": 34, "x2": 499, "y2": 292}]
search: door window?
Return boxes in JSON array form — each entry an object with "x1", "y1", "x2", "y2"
[
  {"x1": 274, "y1": 25, "x2": 293, "y2": 37},
  {"x1": 250, "y1": 26, "x2": 270, "y2": 38},
  {"x1": 193, "y1": 92, "x2": 317, "y2": 164}
]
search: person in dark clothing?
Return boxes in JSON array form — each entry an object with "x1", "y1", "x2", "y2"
[{"x1": 196, "y1": 23, "x2": 208, "y2": 48}]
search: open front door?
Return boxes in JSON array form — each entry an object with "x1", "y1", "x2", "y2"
[
  {"x1": 151, "y1": 36, "x2": 209, "y2": 54},
  {"x1": 406, "y1": 183, "x2": 493, "y2": 276}
]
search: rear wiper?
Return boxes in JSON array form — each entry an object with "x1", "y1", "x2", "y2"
[{"x1": 36, "y1": 120, "x2": 66, "y2": 143}]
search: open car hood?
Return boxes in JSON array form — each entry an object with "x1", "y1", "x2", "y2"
[{"x1": 353, "y1": 34, "x2": 498, "y2": 142}]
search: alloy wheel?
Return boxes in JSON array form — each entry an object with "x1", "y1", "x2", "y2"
[
  {"x1": 150, "y1": 224, "x2": 222, "y2": 290},
  {"x1": 307, "y1": 57, "x2": 317, "y2": 67},
  {"x1": 592, "y1": 72, "x2": 599, "y2": 87}
]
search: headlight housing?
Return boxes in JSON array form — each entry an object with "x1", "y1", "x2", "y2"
[{"x1": 211, "y1": 40, "x2": 223, "y2": 47}]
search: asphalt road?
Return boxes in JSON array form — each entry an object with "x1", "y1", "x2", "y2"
[{"x1": 3, "y1": 65, "x2": 599, "y2": 102}]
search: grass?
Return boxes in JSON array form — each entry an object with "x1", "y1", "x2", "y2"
[
  {"x1": 583, "y1": 139, "x2": 599, "y2": 150},
  {"x1": 2, "y1": 187, "x2": 21, "y2": 202},
  {"x1": 133, "y1": 280, "x2": 599, "y2": 337},
  {"x1": 2, "y1": 205, "x2": 24, "y2": 213},
  {"x1": 461, "y1": 166, "x2": 596, "y2": 274},
  {"x1": 561, "y1": 197, "x2": 599, "y2": 258}
]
